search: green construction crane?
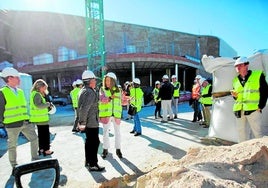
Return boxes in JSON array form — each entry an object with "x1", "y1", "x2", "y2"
[{"x1": 85, "y1": 0, "x2": 106, "y2": 78}]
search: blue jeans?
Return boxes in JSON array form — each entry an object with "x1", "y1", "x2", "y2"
[{"x1": 133, "y1": 112, "x2": 142, "y2": 133}]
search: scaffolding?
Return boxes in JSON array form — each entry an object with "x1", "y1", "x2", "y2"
[{"x1": 85, "y1": 0, "x2": 106, "y2": 78}]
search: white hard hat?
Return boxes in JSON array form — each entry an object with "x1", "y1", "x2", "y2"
[
  {"x1": 195, "y1": 75, "x2": 202, "y2": 79},
  {"x1": 82, "y1": 70, "x2": 96, "y2": 80},
  {"x1": 72, "y1": 81, "x2": 77, "y2": 86},
  {"x1": 1, "y1": 67, "x2": 20, "y2": 78},
  {"x1": 162, "y1": 75, "x2": 169, "y2": 79},
  {"x1": 76, "y1": 79, "x2": 83, "y2": 85},
  {"x1": 48, "y1": 103, "x2": 57, "y2": 115},
  {"x1": 155, "y1": 80, "x2": 160, "y2": 85},
  {"x1": 105, "y1": 72, "x2": 117, "y2": 80},
  {"x1": 171, "y1": 75, "x2": 177, "y2": 79},
  {"x1": 234, "y1": 56, "x2": 249, "y2": 66},
  {"x1": 133, "y1": 78, "x2": 141, "y2": 85},
  {"x1": 199, "y1": 78, "x2": 206, "y2": 86}
]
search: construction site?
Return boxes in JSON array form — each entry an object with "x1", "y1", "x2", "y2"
[{"x1": 0, "y1": 1, "x2": 236, "y2": 98}]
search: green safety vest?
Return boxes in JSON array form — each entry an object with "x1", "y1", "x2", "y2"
[
  {"x1": 233, "y1": 70, "x2": 262, "y2": 111},
  {"x1": 1, "y1": 86, "x2": 29, "y2": 124},
  {"x1": 153, "y1": 88, "x2": 161, "y2": 102},
  {"x1": 70, "y1": 87, "x2": 80, "y2": 108},
  {"x1": 130, "y1": 87, "x2": 144, "y2": 112},
  {"x1": 172, "y1": 81, "x2": 181, "y2": 97},
  {"x1": 29, "y1": 91, "x2": 49, "y2": 123},
  {"x1": 200, "y1": 84, "x2": 213, "y2": 105},
  {"x1": 99, "y1": 88, "x2": 122, "y2": 118}
]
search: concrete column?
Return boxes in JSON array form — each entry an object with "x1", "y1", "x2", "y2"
[
  {"x1": 183, "y1": 70, "x2": 186, "y2": 91},
  {"x1": 57, "y1": 73, "x2": 62, "y2": 92},
  {"x1": 175, "y1": 64, "x2": 178, "y2": 78},
  {"x1": 150, "y1": 70, "x2": 152, "y2": 86},
  {"x1": 131, "y1": 62, "x2": 135, "y2": 81}
]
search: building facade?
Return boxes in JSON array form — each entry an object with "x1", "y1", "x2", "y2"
[{"x1": 0, "y1": 10, "x2": 236, "y2": 96}]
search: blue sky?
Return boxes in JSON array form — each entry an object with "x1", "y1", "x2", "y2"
[{"x1": 1, "y1": 0, "x2": 267, "y2": 57}]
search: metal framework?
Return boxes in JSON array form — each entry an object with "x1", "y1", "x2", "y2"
[{"x1": 85, "y1": 0, "x2": 106, "y2": 78}]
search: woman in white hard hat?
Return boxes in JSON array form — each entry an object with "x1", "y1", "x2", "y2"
[
  {"x1": 77, "y1": 70, "x2": 105, "y2": 172},
  {"x1": 129, "y1": 78, "x2": 144, "y2": 136},
  {"x1": 99, "y1": 72, "x2": 123, "y2": 159},
  {"x1": 153, "y1": 80, "x2": 162, "y2": 119},
  {"x1": 29, "y1": 79, "x2": 54, "y2": 156}
]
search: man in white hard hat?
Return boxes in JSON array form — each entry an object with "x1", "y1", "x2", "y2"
[
  {"x1": 231, "y1": 56, "x2": 268, "y2": 142},
  {"x1": 199, "y1": 78, "x2": 213, "y2": 128},
  {"x1": 70, "y1": 79, "x2": 83, "y2": 132},
  {"x1": 129, "y1": 78, "x2": 144, "y2": 136},
  {"x1": 0, "y1": 67, "x2": 39, "y2": 175},
  {"x1": 157, "y1": 75, "x2": 174, "y2": 123},
  {"x1": 171, "y1": 75, "x2": 181, "y2": 119},
  {"x1": 77, "y1": 70, "x2": 105, "y2": 171}
]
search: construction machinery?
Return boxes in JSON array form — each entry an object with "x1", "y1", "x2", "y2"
[{"x1": 85, "y1": 0, "x2": 106, "y2": 78}]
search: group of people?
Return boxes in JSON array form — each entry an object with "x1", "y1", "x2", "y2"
[
  {"x1": 152, "y1": 74, "x2": 181, "y2": 123},
  {"x1": 0, "y1": 67, "x2": 54, "y2": 175},
  {"x1": 190, "y1": 75, "x2": 213, "y2": 128},
  {"x1": 1, "y1": 55, "x2": 267, "y2": 175},
  {"x1": 69, "y1": 70, "x2": 144, "y2": 172}
]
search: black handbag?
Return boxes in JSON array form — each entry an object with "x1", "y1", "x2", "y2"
[{"x1": 128, "y1": 104, "x2": 137, "y2": 115}]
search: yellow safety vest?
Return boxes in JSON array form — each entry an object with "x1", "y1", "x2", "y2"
[
  {"x1": 130, "y1": 87, "x2": 144, "y2": 112},
  {"x1": 200, "y1": 84, "x2": 212, "y2": 105},
  {"x1": 172, "y1": 81, "x2": 181, "y2": 97},
  {"x1": 99, "y1": 88, "x2": 122, "y2": 118},
  {"x1": 1, "y1": 86, "x2": 29, "y2": 124},
  {"x1": 233, "y1": 70, "x2": 262, "y2": 111},
  {"x1": 29, "y1": 91, "x2": 49, "y2": 123},
  {"x1": 70, "y1": 87, "x2": 80, "y2": 108},
  {"x1": 153, "y1": 88, "x2": 161, "y2": 102}
]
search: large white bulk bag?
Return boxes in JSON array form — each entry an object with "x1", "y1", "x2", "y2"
[
  {"x1": 248, "y1": 51, "x2": 265, "y2": 71},
  {"x1": 209, "y1": 96, "x2": 239, "y2": 142},
  {"x1": 202, "y1": 55, "x2": 237, "y2": 93}
]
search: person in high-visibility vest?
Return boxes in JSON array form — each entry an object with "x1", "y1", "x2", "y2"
[
  {"x1": 99, "y1": 72, "x2": 123, "y2": 159},
  {"x1": 129, "y1": 78, "x2": 144, "y2": 136},
  {"x1": 153, "y1": 80, "x2": 162, "y2": 119},
  {"x1": 70, "y1": 79, "x2": 83, "y2": 132},
  {"x1": 191, "y1": 75, "x2": 203, "y2": 122},
  {"x1": 30, "y1": 79, "x2": 54, "y2": 156},
  {"x1": 199, "y1": 78, "x2": 213, "y2": 128},
  {"x1": 231, "y1": 57, "x2": 268, "y2": 142},
  {"x1": 171, "y1": 75, "x2": 181, "y2": 119},
  {"x1": 0, "y1": 67, "x2": 39, "y2": 174}
]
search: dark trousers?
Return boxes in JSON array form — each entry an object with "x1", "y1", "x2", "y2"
[
  {"x1": 192, "y1": 100, "x2": 202, "y2": 121},
  {"x1": 72, "y1": 108, "x2": 79, "y2": 130},
  {"x1": 37, "y1": 124, "x2": 50, "y2": 151},
  {"x1": 154, "y1": 101, "x2": 162, "y2": 117},
  {"x1": 85, "y1": 127, "x2": 100, "y2": 167}
]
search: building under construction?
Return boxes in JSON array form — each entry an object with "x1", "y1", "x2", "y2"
[{"x1": 0, "y1": 10, "x2": 236, "y2": 97}]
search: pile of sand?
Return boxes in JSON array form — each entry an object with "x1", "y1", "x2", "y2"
[{"x1": 99, "y1": 137, "x2": 268, "y2": 187}]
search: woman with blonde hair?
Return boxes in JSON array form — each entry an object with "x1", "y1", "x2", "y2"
[
  {"x1": 30, "y1": 79, "x2": 54, "y2": 156},
  {"x1": 99, "y1": 72, "x2": 123, "y2": 159}
]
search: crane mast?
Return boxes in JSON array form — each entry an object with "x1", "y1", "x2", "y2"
[{"x1": 85, "y1": 0, "x2": 106, "y2": 78}]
